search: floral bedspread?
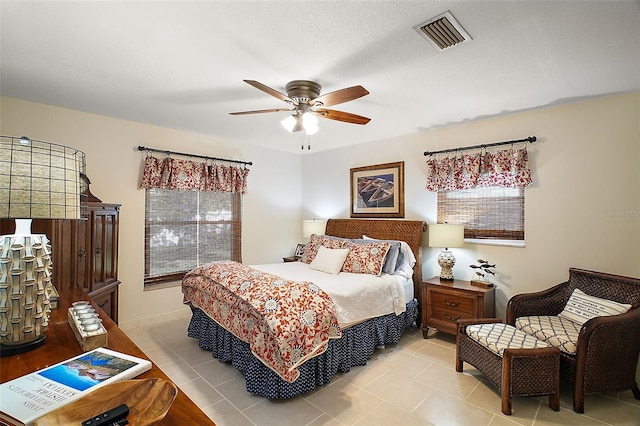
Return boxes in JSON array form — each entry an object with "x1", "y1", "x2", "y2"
[{"x1": 182, "y1": 261, "x2": 342, "y2": 383}]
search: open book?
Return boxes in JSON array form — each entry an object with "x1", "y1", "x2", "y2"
[{"x1": 0, "y1": 347, "x2": 151, "y2": 426}]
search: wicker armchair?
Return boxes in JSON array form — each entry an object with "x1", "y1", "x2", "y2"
[{"x1": 506, "y1": 268, "x2": 640, "y2": 413}]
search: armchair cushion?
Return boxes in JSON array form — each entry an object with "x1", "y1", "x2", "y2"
[
  {"x1": 515, "y1": 315, "x2": 581, "y2": 355},
  {"x1": 466, "y1": 322, "x2": 552, "y2": 357},
  {"x1": 558, "y1": 289, "x2": 632, "y2": 326}
]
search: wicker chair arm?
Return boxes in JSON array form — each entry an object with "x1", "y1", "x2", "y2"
[
  {"x1": 506, "y1": 281, "x2": 569, "y2": 324},
  {"x1": 576, "y1": 307, "x2": 640, "y2": 358},
  {"x1": 573, "y1": 307, "x2": 640, "y2": 395}
]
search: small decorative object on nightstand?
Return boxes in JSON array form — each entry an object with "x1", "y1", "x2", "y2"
[
  {"x1": 421, "y1": 276, "x2": 495, "y2": 338},
  {"x1": 470, "y1": 259, "x2": 496, "y2": 289}
]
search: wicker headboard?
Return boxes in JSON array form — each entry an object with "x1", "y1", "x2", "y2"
[{"x1": 324, "y1": 218, "x2": 426, "y2": 300}]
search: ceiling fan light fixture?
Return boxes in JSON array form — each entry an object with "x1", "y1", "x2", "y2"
[
  {"x1": 304, "y1": 124, "x2": 319, "y2": 136},
  {"x1": 280, "y1": 115, "x2": 298, "y2": 133},
  {"x1": 303, "y1": 112, "x2": 319, "y2": 135},
  {"x1": 302, "y1": 112, "x2": 318, "y2": 127}
]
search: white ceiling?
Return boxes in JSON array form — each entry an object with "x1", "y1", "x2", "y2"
[{"x1": 1, "y1": 1, "x2": 639, "y2": 154}]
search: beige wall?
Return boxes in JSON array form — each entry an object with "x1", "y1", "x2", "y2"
[
  {"x1": 303, "y1": 92, "x2": 640, "y2": 315},
  {"x1": 1, "y1": 96, "x2": 304, "y2": 328}
]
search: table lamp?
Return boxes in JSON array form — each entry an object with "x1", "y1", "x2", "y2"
[
  {"x1": 429, "y1": 223, "x2": 464, "y2": 280},
  {"x1": 0, "y1": 135, "x2": 86, "y2": 356},
  {"x1": 302, "y1": 219, "x2": 326, "y2": 239}
]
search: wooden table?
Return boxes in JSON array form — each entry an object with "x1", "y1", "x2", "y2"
[{"x1": 0, "y1": 286, "x2": 215, "y2": 425}]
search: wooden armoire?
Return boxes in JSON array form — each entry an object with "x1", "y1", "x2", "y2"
[{"x1": 0, "y1": 183, "x2": 121, "y2": 323}]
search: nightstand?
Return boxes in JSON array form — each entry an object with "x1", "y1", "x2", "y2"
[
  {"x1": 283, "y1": 256, "x2": 300, "y2": 262},
  {"x1": 421, "y1": 276, "x2": 495, "y2": 338}
]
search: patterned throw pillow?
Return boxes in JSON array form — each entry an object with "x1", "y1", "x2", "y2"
[
  {"x1": 341, "y1": 241, "x2": 390, "y2": 276},
  {"x1": 558, "y1": 289, "x2": 632, "y2": 326},
  {"x1": 359, "y1": 235, "x2": 402, "y2": 274},
  {"x1": 300, "y1": 234, "x2": 347, "y2": 264}
]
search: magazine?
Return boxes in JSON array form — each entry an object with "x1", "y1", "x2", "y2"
[{"x1": 0, "y1": 347, "x2": 151, "y2": 426}]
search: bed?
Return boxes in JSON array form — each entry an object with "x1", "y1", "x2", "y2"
[{"x1": 182, "y1": 218, "x2": 425, "y2": 398}]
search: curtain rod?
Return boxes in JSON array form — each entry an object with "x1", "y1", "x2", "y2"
[
  {"x1": 137, "y1": 146, "x2": 253, "y2": 166},
  {"x1": 423, "y1": 136, "x2": 536, "y2": 156}
]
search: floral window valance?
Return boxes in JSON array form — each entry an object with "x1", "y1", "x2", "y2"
[
  {"x1": 140, "y1": 156, "x2": 250, "y2": 194},
  {"x1": 425, "y1": 146, "x2": 532, "y2": 192}
]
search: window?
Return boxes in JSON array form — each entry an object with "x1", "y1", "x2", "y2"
[
  {"x1": 437, "y1": 187, "x2": 524, "y2": 241},
  {"x1": 144, "y1": 188, "x2": 241, "y2": 287}
]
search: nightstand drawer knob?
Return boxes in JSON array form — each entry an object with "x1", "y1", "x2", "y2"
[
  {"x1": 444, "y1": 312, "x2": 461, "y2": 321},
  {"x1": 444, "y1": 299, "x2": 460, "y2": 307}
]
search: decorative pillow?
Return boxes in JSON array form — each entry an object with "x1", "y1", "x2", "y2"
[
  {"x1": 341, "y1": 241, "x2": 390, "y2": 276},
  {"x1": 394, "y1": 241, "x2": 416, "y2": 279},
  {"x1": 558, "y1": 289, "x2": 632, "y2": 326},
  {"x1": 309, "y1": 246, "x2": 350, "y2": 274},
  {"x1": 300, "y1": 234, "x2": 347, "y2": 264},
  {"x1": 359, "y1": 235, "x2": 401, "y2": 274}
]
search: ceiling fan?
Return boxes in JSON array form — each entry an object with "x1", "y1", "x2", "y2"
[{"x1": 229, "y1": 80, "x2": 371, "y2": 135}]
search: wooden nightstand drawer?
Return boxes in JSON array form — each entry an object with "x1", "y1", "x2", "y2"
[
  {"x1": 430, "y1": 291, "x2": 476, "y2": 314},
  {"x1": 431, "y1": 306, "x2": 476, "y2": 323},
  {"x1": 421, "y1": 276, "x2": 495, "y2": 338}
]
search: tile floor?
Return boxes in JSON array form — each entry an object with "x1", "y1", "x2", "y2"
[{"x1": 124, "y1": 315, "x2": 640, "y2": 426}]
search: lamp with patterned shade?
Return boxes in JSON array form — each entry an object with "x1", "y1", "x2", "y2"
[
  {"x1": 0, "y1": 135, "x2": 86, "y2": 356},
  {"x1": 428, "y1": 223, "x2": 464, "y2": 280}
]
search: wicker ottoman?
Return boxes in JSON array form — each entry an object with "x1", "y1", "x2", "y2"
[{"x1": 455, "y1": 319, "x2": 561, "y2": 415}]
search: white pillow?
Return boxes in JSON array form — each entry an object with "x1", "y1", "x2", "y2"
[
  {"x1": 395, "y1": 241, "x2": 416, "y2": 279},
  {"x1": 309, "y1": 246, "x2": 350, "y2": 274},
  {"x1": 558, "y1": 289, "x2": 632, "y2": 326}
]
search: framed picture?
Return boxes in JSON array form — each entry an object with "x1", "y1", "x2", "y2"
[
  {"x1": 294, "y1": 243, "x2": 306, "y2": 257},
  {"x1": 350, "y1": 161, "x2": 404, "y2": 218}
]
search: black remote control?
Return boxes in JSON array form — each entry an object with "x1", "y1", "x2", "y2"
[{"x1": 81, "y1": 403, "x2": 129, "y2": 426}]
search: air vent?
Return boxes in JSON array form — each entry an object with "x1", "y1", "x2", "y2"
[{"x1": 414, "y1": 11, "x2": 471, "y2": 50}]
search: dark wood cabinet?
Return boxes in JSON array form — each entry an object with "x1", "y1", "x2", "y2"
[
  {"x1": 82, "y1": 203, "x2": 121, "y2": 322},
  {"x1": 0, "y1": 202, "x2": 121, "y2": 323}
]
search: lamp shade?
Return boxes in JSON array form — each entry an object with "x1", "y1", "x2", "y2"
[
  {"x1": 428, "y1": 223, "x2": 464, "y2": 248},
  {"x1": 280, "y1": 115, "x2": 298, "y2": 133},
  {"x1": 0, "y1": 136, "x2": 86, "y2": 220},
  {"x1": 302, "y1": 219, "x2": 326, "y2": 238}
]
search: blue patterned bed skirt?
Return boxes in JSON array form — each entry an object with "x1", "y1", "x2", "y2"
[{"x1": 186, "y1": 299, "x2": 418, "y2": 398}]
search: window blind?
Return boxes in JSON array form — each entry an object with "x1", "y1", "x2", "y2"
[
  {"x1": 144, "y1": 188, "x2": 242, "y2": 287},
  {"x1": 437, "y1": 187, "x2": 524, "y2": 240}
]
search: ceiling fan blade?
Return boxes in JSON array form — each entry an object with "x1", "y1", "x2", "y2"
[
  {"x1": 229, "y1": 108, "x2": 293, "y2": 115},
  {"x1": 243, "y1": 80, "x2": 298, "y2": 105},
  {"x1": 310, "y1": 85, "x2": 369, "y2": 107},
  {"x1": 316, "y1": 109, "x2": 371, "y2": 125}
]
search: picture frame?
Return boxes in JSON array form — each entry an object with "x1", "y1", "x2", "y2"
[
  {"x1": 350, "y1": 161, "x2": 404, "y2": 218},
  {"x1": 294, "y1": 243, "x2": 306, "y2": 257}
]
